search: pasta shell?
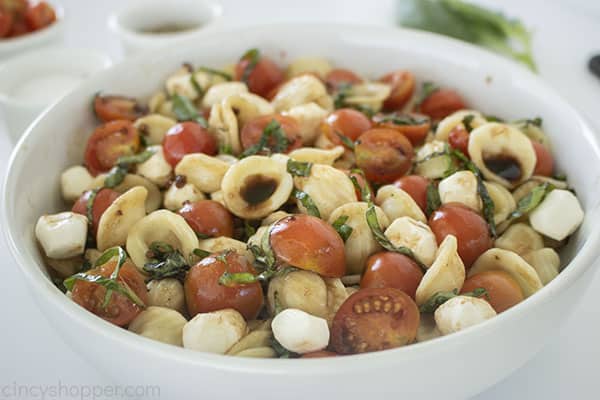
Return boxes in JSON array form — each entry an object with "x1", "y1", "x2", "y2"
[
  {"x1": 96, "y1": 186, "x2": 148, "y2": 251},
  {"x1": 216, "y1": 154, "x2": 239, "y2": 165},
  {"x1": 92, "y1": 173, "x2": 161, "y2": 213},
  {"x1": 208, "y1": 102, "x2": 241, "y2": 155},
  {"x1": 227, "y1": 329, "x2": 273, "y2": 355},
  {"x1": 522, "y1": 248, "x2": 560, "y2": 285},
  {"x1": 511, "y1": 122, "x2": 552, "y2": 149},
  {"x1": 223, "y1": 92, "x2": 274, "y2": 128},
  {"x1": 324, "y1": 277, "x2": 349, "y2": 327},
  {"x1": 281, "y1": 102, "x2": 329, "y2": 145},
  {"x1": 286, "y1": 57, "x2": 332, "y2": 79},
  {"x1": 414, "y1": 140, "x2": 454, "y2": 179},
  {"x1": 328, "y1": 202, "x2": 389, "y2": 274},
  {"x1": 44, "y1": 255, "x2": 83, "y2": 278},
  {"x1": 438, "y1": 170, "x2": 481, "y2": 211},
  {"x1": 158, "y1": 100, "x2": 176, "y2": 119},
  {"x1": 384, "y1": 216, "x2": 438, "y2": 268},
  {"x1": 191, "y1": 69, "x2": 229, "y2": 94},
  {"x1": 246, "y1": 319, "x2": 272, "y2": 332},
  {"x1": 483, "y1": 181, "x2": 516, "y2": 224},
  {"x1": 261, "y1": 211, "x2": 291, "y2": 226},
  {"x1": 417, "y1": 313, "x2": 442, "y2": 343},
  {"x1": 135, "y1": 145, "x2": 173, "y2": 187},
  {"x1": 148, "y1": 91, "x2": 166, "y2": 114},
  {"x1": 235, "y1": 347, "x2": 277, "y2": 358},
  {"x1": 197, "y1": 237, "x2": 254, "y2": 263},
  {"x1": 494, "y1": 223, "x2": 544, "y2": 256},
  {"x1": 84, "y1": 248, "x2": 102, "y2": 265},
  {"x1": 129, "y1": 306, "x2": 187, "y2": 347},
  {"x1": 201, "y1": 82, "x2": 248, "y2": 109},
  {"x1": 468, "y1": 123, "x2": 536, "y2": 188},
  {"x1": 434, "y1": 110, "x2": 487, "y2": 142},
  {"x1": 134, "y1": 114, "x2": 177, "y2": 145},
  {"x1": 221, "y1": 155, "x2": 293, "y2": 219},
  {"x1": 415, "y1": 235, "x2": 466, "y2": 306},
  {"x1": 288, "y1": 146, "x2": 344, "y2": 166},
  {"x1": 375, "y1": 185, "x2": 426, "y2": 223},
  {"x1": 343, "y1": 82, "x2": 392, "y2": 113},
  {"x1": 166, "y1": 72, "x2": 200, "y2": 100},
  {"x1": 293, "y1": 164, "x2": 357, "y2": 220},
  {"x1": 469, "y1": 248, "x2": 543, "y2": 297},
  {"x1": 126, "y1": 210, "x2": 199, "y2": 271},
  {"x1": 147, "y1": 278, "x2": 186, "y2": 314},
  {"x1": 163, "y1": 182, "x2": 206, "y2": 211},
  {"x1": 340, "y1": 274, "x2": 361, "y2": 286},
  {"x1": 210, "y1": 190, "x2": 226, "y2": 207},
  {"x1": 271, "y1": 74, "x2": 332, "y2": 112},
  {"x1": 267, "y1": 270, "x2": 328, "y2": 318},
  {"x1": 175, "y1": 153, "x2": 230, "y2": 193}
]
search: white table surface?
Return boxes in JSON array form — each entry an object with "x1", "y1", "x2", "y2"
[{"x1": 1, "y1": 1, "x2": 599, "y2": 399}]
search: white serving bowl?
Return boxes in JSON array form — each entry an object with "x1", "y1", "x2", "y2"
[
  {"x1": 0, "y1": 2, "x2": 65, "y2": 59},
  {"x1": 2, "y1": 24, "x2": 600, "y2": 400}
]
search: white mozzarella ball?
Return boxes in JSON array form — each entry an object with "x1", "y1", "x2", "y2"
[
  {"x1": 271, "y1": 308, "x2": 330, "y2": 354},
  {"x1": 434, "y1": 296, "x2": 496, "y2": 335},
  {"x1": 60, "y1": 166, "x2": 94, "y2": 202},
  {"x1": 35, "y1": 212, "x2": 88, "y2": 259},
  {"x1": 529, "y1": 189, "x2": 584, "y2": 241},
  {"x1": 182, "y1": 309, "x2": 247, "y2": 354}
]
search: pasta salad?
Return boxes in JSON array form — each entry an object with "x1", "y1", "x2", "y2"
[{"x1": 35, "y1": 49, "x2": 584, "y2": 358}]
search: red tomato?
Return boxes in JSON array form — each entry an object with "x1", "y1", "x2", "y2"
[
  {"x1": 178, "y1": 200, "x2": 234, "y2": 238},
  {"x1": 320, "y1": 108, "x2": 372, "y2": 148},
  {"x1": 162, "y1": 121, "x2": 217, "y2": 167},
  {"x1": 24, "y1": 1, "x2": 55, "y2": 31},
  {"x1": 345, "y1": 169, "x2": 372, "y2": 200},
  {"x1": 448, "y1": 125, "x2": 470, "y2": 155},
  {"x1": 355, "y1": 128, "x2": 414, "y2": 184},
  {"x1": 531, "y1": 141, "x2": 554, "y2": 176},
  {"x1": 331, "y1": 287, "x2": 420, "y2": 354},
  {"x1": 418, "y1": 89, "x2": 466, "y2": 120},
  {"x1": 269, "y1": 215, "x2": 346, "y2": 278},
  {"x1": 7, "y1": 15, "x2": 28, "y2": 37},
  {"x1": 429, "y1": 203, "x2": 493, "y2": 268},
  {"x1": 372, "y1": 113, "x2": 431, "y2": 146},
  {"x1": 235, "y1": 53, "x2": 284, "y2": 98},
  {"x1": 380, "y1": 70, "x2": 415, "y2": 111},
  {"x1": 325, "y1": 68, "x2": 362, "y2": 91},
  {"x1": 184, "y1": 251, "x2": 264, "y2": 320},
  {"x1": 0, "y1": 10, "x2": 13, "y2": 37},
  {"x1": 84, "y1": 120, "x2": 140, "y2": 176},
  {"x1": 71, "y1": 259, "x2": 148, "y2": 327},
  {"x1": 240, "y1": 114, "x2": 302, "y2": 154},
  {"x1": 0, "y1": 0, "x2": 27, "y2": 14},
  {"x1": 461, "y1": 270, "x2": 524, "y2": 313},
  {"x1": 360, "y1": 252, "x2": 424, "y2": 300},
  {"x1": 72, "y1": 188, "x2": 121, "y2": 235},
  {"x1": 393, "y1": 175, "x2": 429, "y2": 212},
  {"x1": 301, "y1": 351, "x2": 338, "y2": 358},
  {"x1": 93, "y1": 94, "x2": 147, "y2": 122}
]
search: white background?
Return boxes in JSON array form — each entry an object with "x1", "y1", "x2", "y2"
[{"x1": 0, "y1": 1, "x2": 599, "y2": 399}]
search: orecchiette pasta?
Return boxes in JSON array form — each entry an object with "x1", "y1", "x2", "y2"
[
  {"x1": 267, "y1": 270, "x2": 328, "y2": 318},
  {"x1": 175, "y1": 153, "x2": 230, "y2": 193},
  {"x1": 128, "y1": 306, "x2": 187, "y2": 347},
  {"x1": 384, "y1": 216, "x2": 438, "y2": 267},
  {"x1": 435, "y1": 110, "x2": 487, "y2": 142},
  {"x1": 281, "y1": 102, "x2": 329, "y2": 145},
  {"x1": 522, "y1": 248, "x2": 560, "y2": 285},
  {"x1": 285, "y1": 57, "x2": 332, "y2": 79},
  {"x1": 147, "y1": 278, "x2": 186, "y2": 313},
  {"x1": 91, "y1": 173, "x2": 162, "y2": 213},
  {"x1": 375, "y1": 185, "x2": 426, "y2": 223},
  {"x1": 134, "y1": 114, "x2": 177, "y2": 145},
  {"x1": 163, "y1": 181, "x2": 206, "y2": 211},
  {"x1": 224, "y1": 92, "x2": 274, "y2": 128},
  {"x1": 201, "y1": 81, "x2": 248, "y2": 109},
  {"x1": 343, "y1": 82, "x2": 391, "y2": 113},
  {"x1": 494, "y1": 223, "x2": 544, "y2": 256},
  {"x1": 414, "y1": 140, "x2": 453, "y2": 179},
  {"x1": 165, "y1": 72, "x2": 200, "y2": 100},
  {"x1": 135, "y1": 145, "x2": 173, "y2": 187},
  {"x1": 438, "y1": 170, "x2": 480, "y2": 211},
  {"x1": 271, "y1": 74, "x2": 332, "y2": 112},
  {"x1": 288, "y1": 146, "x2": 344, "y2": 166},
  {"x1": 483, "y1": 181, "x2": 516, "y2": 224},
  {"x1": 208, "y1": 101, "x2": 242, "y2": 155},
  {"x1": 197, "y1": 237, "x2": 253, "y2": 262}
]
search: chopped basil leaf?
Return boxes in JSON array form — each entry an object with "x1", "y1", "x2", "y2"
[
  {"x1": 425, "y1": 182, "x2": 441, "y2": 216},
  {"x1": 104, "y1": 149, "x2": 155, "y2": 189},
  {"x1": 513, "y1": 117, "x2": 543, "y2": 128},
  {"x1": 331, "y1": 215, "x2": 353, "y2": 242},
  {"x1": 553, "y1": 173, "x2": 567, "y2": 181},
  {"x1": 247, "y1": 226, "x2": 276, "y2": 271},
  {"x1": 510, "y1": 182, "x2": 554, "y2": 220},
  {"x1": 373, "y1": 113, "x2": 429, "y2": 126},
  {"x1": 332, "y1": 82, "x2": 353, "y2": 108},
  {"x1": 190, "y1": 74, "x2": 203, "y2": 96},
  {"x1": 419, "y1": 287, "x2": 488, "y2": 313},
  {"x1": 143, "y1": 241, "x2": 190, "y2": 281},
  {"x1": 287, "y1": 159, "x2": 313, "y2": 177},
  {"x1": 240, "y1": 119, "x2": 288, "y2": 158},
  {"x1": 293, "y1": 189, "x2": 321, "y2": 218},
  {"x1": 415, "y1": 81, "x2": 439, "y2": 107},
  {"x1": 197, "y1": 66, "x2": 233, "y2": 81},
  {"x1": 218, "y1": 143, "x2": 234, "y2": 155},
  {"x1": 271, "y1": 337, "x2": 298, "y2": 359},
  {"x1": 171, "y1": 93, "x2": 208, "y2": 127},
  {"x1": 462, "y1": 114, "x2": 475, "y2": 132},
  {"x1": 243, "y1": 220, "x2": 257, "y2": 241},
  {"x1": 349, "y1": 169, "x2": 372, "y2": 203},
  {"x1": 85, "y1": 189, "x2": 99, "y2": 231},
  {"x1": 195, "y1": 232, "x2": 212, "y2": 240},
  {"x1": 104, "y1": 166, "x2": 127, "y2": 188},
  {"x1": 219, "y1": 271, "x2": 260, "y2": 286},
  {"x1": 336, "y1": 131, "x2": 355, "y2": 149},
  {"x1": 192, "y1": 248, "x2": 211, "y2": 259},
  {"x1": 215, "y1": 250, "x2": 232, "y2": 265},
  {"x1": 116, "y1": 149, "x2": 155, "y2": 166},
  {"x1": 240, "y1": 48, "x2": 260, "y2": 83},
  {"x1": 483, "y1": 114, "x2": 504, "y2": 123}
]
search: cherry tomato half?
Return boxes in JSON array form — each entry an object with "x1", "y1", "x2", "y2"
[
  {"x1": 178, "y1": 200, "x2": 234, "y2": 238},
  {"x1": 380, "y1": 70, "x2": 415, "y2": 111},
  {"x1": 7, "y1": 15, "x2": 28, "y2": 37},
  {"x1": 345, "y1": 169, "x2": 372, "y2": 201},
  {"x1": 448, "y1": 125, "x2": 470, "y2": 155},
  {"x1": 269, "y1": 215, "x2": 346, "y2": 278},
  {"x1": 162, "y1": 121, "x2": 217, "y2": 167},
  {"x1": 84, "y1": 120, "x2": 140, "y2": 176},
  {"x1": 372, "y1": 113, "x2": 431, "y2": 146},
  {"x1": 71, "y1": 259, "x2": 148, "y2": 327},
  {"x1": 24, "y1": 1, "x2": 55, "y2": 31},
  {"x1": 235, "y1": 53, "x2": 284, "y2": 98},
  {"x1": 72, "y1": 188, "x2": 121, "y2": 235},
  {"x1": 93, "y1": 94, "x2": 147, "y2": 123},
  {"x1": 531, "y1": 141, "x2": 554, "y2": 177},
  {"x1": 320, "y1": 108, "x2": 372, "y2": 148},
  {"x1": 361, "y1": 252, "x2": 424, "y2": 300},
  {"x1": 418, "y1": 89, "x2": 466, "y2": 120},
  {"x1": 0, "y1": 10, "x2": 13, "y2": 37},
  {"x1": 429, "y1": 203, "x2": 493, "y2": 268},
  {"x1": 461, "y1": 270, "x2": 524, "y2": 313},
  {"x1": 240, "y1": 114, "x2": 302, "y2": 154},
  {"x1": 393, "y1": 175, "x2": 429, "y2": 212},
  {"x1": 355, "y1": 128, "x2": 414, "y2": 184},
  {"x1": 184, "y1": 251, "x2": 264, "y2": 320},
  {"x1": 325, "y1": 68, "x2": 362, "y2": 91},
  {"x1": 1, "y1": 0, "x2": 27, "y2": 15},
  {"x1": 331, "y1": 287, "x2": 420, "y2": 354}
]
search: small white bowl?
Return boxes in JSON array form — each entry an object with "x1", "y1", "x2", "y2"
[
  {"x1": 0, "y1": 47, "x2": 112, "y2": 143},
  {"x1": 108, "y1": 0, "x2": 223, "y2": 55},
  {"x1": 0, "y1": 2, "x2": 66, "y2": 59}
]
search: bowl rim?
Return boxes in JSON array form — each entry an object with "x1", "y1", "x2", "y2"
[
  {"x1": 0, "y1": 2, "x2": 65, "y2": 52},
  {"x1": 3, "y1": 22, "x2": 600, "y2": 374}
]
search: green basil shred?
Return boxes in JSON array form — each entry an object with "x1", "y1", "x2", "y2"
[
  {"x1": 425, "y1": 182, "x2": 442, "y2": 216},
  {"x1": 509, "y1": 182, "x2": 554, "y2": 220},
  {"x1": 171, "y1": 93, "x2": 208, "y2": 127},
  {"x1": 331, "y1": 215, "x2": 354, "y2": 242},
  {"x1": 240, "y1": 119, "x2": 288, "y2": 158},
  {"x1": 419, "y1": 287, "x2": 488, "y2": 313},
  {"x1": 292, "y1": 189, "x2": 321, "y2": 218},
  {"x1": 286, "y1": 159, "x2": 312, "y2": 177},
  {"x1": 143, "y1": 242, "x2": 190, "y2": 280},
  {"x1": 240, "y1": 48, "x2": 260, "y2": 83}
]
